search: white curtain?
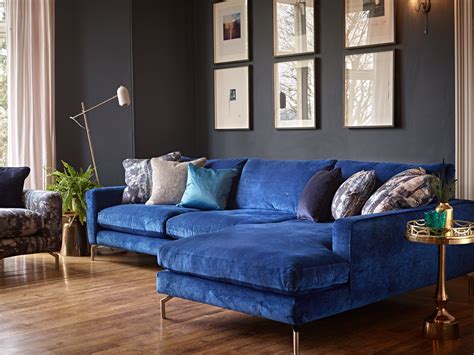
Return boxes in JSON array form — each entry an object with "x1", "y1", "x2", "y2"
[{"x1": 6, "y1": 0, "x2": 55, "y2": 189}]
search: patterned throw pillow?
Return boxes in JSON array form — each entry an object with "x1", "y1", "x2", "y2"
[
  {"x1": 122, "y1": 151, "x2": 181, "y2": 204},
  {"x1": 146, "y1": 158, "x2": 207, "y2": 205},
  {"x1": 361, "y1": 168, "x2": 435, "y2": 215},
  {"x1": 332, "y1": 170, "x2": 376, "y2": 219}
]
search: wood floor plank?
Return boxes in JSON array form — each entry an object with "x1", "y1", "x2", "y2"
[{"x1": 1, "y1": 254, "x2": 473, "y2": 353}]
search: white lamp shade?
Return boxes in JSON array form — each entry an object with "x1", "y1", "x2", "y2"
[{"x1": 117, "y1": 85, "x2": 131, "y2": 106}]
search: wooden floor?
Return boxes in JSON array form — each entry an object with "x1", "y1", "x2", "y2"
[{"x1": 1, "y1": 254, "x2": 473, "y2": 354}]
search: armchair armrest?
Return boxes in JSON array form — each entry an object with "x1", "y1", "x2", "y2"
[
  {"x1": 23, "y1": 189, "x2": 62, "y2": 239},
  {"x1": 86, "y1": 187, "x2": 125, "y2": 245},
  {"x1": 332, "y1": 200, "x2": 474, "y2": 307}
]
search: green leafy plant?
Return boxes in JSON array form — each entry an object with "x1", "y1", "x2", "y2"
[
  {"x1": 432, "y1": 159, "x2": 456, "y2": 203},
  {"x1": 47, "y1": 161, "x2": 99, "y2": 224}
]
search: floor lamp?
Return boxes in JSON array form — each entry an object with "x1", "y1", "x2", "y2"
[{"x1": 69, "y1": 86, "x2": 131, "y2": 185}]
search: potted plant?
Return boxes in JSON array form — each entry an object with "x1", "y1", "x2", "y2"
[
  {"x1": 47, "y1": 161, "x2": 99, "y2": 256},
  {"x1": 432, "y1": 159, "x2": 457, "y2": 229}
]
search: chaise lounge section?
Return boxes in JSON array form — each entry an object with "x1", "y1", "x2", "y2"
[{"x1": 86, "y1": 158, "x2": 474, "y2": 354}]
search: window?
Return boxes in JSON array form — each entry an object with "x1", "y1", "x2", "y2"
[{"x1": 0, "y1": 0, "x2": 6, "y2": 166}]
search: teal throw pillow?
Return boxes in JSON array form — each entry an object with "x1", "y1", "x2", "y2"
[{"x1": 179, "y1": 164, "x2": 239, "y2": 210}]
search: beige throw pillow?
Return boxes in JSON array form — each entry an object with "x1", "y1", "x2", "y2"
[{"x1": 146, "y1": 158, "x2": 207, "y2": 205}]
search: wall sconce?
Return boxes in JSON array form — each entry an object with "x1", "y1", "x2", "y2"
[{"x1": 415, "y1": 0, "x2": 431, "y2": 34}]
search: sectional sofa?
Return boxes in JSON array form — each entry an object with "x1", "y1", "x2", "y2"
[{"x1": 86, "y1": 158, "x2": 474, "y2": 354}]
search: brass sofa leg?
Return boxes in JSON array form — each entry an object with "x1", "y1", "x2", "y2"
[
  {"x1": 160, "y1": 295, "x2": 174, "y2": 319},
  {"x1": 292, "y1": 326, "x2": 300, "y2": 355},
  {"x1": 91, "y1": 245, "x2": 98, "y2": 261},
  {"x1": 48, "y1": 252, "x2": 60, "y2": 271}
]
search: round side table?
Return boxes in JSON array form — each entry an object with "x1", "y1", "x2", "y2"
[{"x1": 405, "y1": 220, "x2": 474, "y2": 340}]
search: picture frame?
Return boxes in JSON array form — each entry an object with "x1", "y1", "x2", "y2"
[
  {"x1": 214, "y1": 66, "x2": 251, "y2": 130},
  {"x1": 344, "y1": 50, "x2": 394, "y2": 128},
  {"x1": 274, "y1": 59, "x2": 316, "y2": 130},
  {"x1": 213, "y1": 0, "x2": 249, "y2": 64},
  {"x1": 344, "y1": 0, "x2": 395, "y2": 49},
  {"x1": 273, "y1": 0, "x2": 315, "y2": 57}
]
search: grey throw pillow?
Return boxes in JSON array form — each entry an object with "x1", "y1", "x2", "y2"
[
  {"x1": 361, "y1": 168, "x2": 435, "y2": 215},
  {"x1": 146, "y1": 158, "x2": 207, "y2": 205},
  {"x1": 332, "y1": 170, "x2": 376, "y2": 219},
  {"x1": 122, "y1": 151, "x2": 181, "y2": 204}
]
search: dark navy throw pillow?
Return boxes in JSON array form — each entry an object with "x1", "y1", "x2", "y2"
[
  {"x1": 297, "y1": 168, "x2": 343, "y2": 223},
  {"x1": 0, "y1": 167, "x2": 30, "y2": 208}
]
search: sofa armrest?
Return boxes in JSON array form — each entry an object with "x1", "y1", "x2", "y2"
[
  {"x1": 86, "y1": 187, "x2": 125, "y2": 245},
  {"x1": 332, "y1": 200, "x2": 474, "y2": 307},
  {"x1": 23, "y1": 189, "x2": 62, "y2": 239}
]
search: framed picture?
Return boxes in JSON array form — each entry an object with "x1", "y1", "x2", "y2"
[
  {"x1": 345, "y1": 0, "x2": 395, "y2": 49},
  {"x1": 274, "y1": 59, "x2": 316, "y2": 129},
  {"x1": 344, "y1": 50, "x2": 394, "y2": 128},
  {"x1": 213, "y1": 0, "x2": 249, "y2": 64},
  {"x1": 273, "y1": 0, "x2": 315, "y2": 57},
  {"x1": 214, "y1": 66, "x2": 250, "y2": 130}
]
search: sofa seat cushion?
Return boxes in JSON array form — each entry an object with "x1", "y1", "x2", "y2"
[
  {"x1": 0, "y1": 208, "x2": 43, "y2": 239},
  {"x1": 158, "y1": 220, "x2": 349, "y2": 295},
  {"x1": 97, "y1": 204, "x2": 197, "y2": 238},
  {"x1": 166, "y1": 209, "x2": 295, "y2": 239},
  {"x1": 96, "y1": 230, "x2": 174, "y2": 256}
]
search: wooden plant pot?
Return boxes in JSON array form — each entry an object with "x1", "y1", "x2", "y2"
[{"x1": 61, "y1": 213, "x2": 90, "y2": 257}]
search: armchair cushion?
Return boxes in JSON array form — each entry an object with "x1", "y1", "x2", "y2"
[
  {"x1": 23, "y1": 189, "x2": 62, "y2": 238},
  {"x1": 0, "y1": 208, "x2": 42, "y2": 239}
]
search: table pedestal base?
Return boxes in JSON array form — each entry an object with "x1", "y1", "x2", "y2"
[{"x1": 423, "y1": 309, "x2": 459, "y2": 340}]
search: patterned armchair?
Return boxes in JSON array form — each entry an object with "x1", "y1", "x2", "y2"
[{"x1": 0, "y1": 190, "x2": 62, "y2": 269}]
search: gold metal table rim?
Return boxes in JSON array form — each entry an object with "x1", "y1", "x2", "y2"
[{"x1": 405, "y1": 219, "x2": 474, "y2": 245}]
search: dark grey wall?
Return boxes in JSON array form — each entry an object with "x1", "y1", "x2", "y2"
[
  {"x1": 56, "y1": 0, "x2": 456, "y2": 187},
  {"x1": 56, "y1": 0, "x2": 199, "y2": 186},
  {"x1": 56, "y1": 0, "x2": 134, "y2": 186},
  {"x1": 194, "y1": 0, "x2": 455, "y2": 164},
  {"x1": 131, "y1": 0, "x2": 197, "y2": 159}
]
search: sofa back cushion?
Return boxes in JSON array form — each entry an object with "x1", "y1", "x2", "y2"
[
  {"x1": 236, "y1": 159, "x2": 337, "y2": 213},
  {"x1": 335, "y1": 160, "x2": 454, "y2": 187},
  {"x1": 205, "y1": 158, "x2": 248, "y2": 209}
]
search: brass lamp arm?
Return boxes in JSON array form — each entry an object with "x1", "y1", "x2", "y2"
[{"x1": 69, "y1": 94, "x2": 118, "y2": 120}]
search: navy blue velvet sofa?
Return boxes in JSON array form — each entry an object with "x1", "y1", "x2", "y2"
[{"x1": 86, "y1": 158, "x2": 474, "y2": 354}]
